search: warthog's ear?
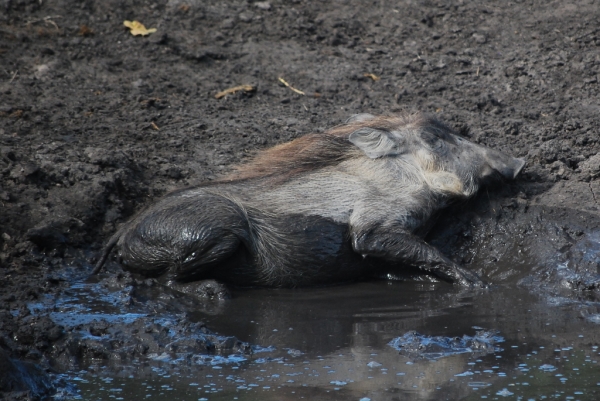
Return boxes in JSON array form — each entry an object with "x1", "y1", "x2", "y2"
[{"x1": 349, "y1": 128, "x2": 402, "y2": 158}]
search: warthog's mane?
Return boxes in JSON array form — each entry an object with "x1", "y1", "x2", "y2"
[{"x1": 222, "y1": 113, "x2": 439, "y2": 183}]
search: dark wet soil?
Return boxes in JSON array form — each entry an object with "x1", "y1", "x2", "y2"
[{"x1": 1, "y1": 0, "x2": 600, "y2": 399}]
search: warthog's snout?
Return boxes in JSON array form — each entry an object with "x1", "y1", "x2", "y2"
[{"x1": 485, "y1": 148, "x2": 526, "y2": 180}]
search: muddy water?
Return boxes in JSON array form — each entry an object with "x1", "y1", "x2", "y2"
[{"x1": 53, "y1": 278, "x2": 600, "y2": 401}]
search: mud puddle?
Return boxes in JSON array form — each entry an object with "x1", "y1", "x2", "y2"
[{"x1": 36, "y1": 278, "x2": 600, "y2": 401}]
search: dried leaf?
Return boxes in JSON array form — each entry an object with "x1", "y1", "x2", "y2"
[
  {"x1": 123, "y1": 20, "x2": 157, "y2": 36},
  {"x1": 10, "y1": 110, "x2": 24, "y2": 118},
  {"x1": 215, "y1": 85, "x2": 256, "y2": 99},
  {"x1": 364, "y1": 73, "x2": 380, "y2": 81},
  {"x1": 278, "y1": 77, "x2": 305, "y2": 95},
  {"x1": 78, "y1": 24, "x2": 94, "y2": 36}
]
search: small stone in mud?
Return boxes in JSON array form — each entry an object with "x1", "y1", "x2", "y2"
[
  {"x1": 579, "y1": 153, "x2": 600, "y2": 180},
  {"x1": 472, "y1": 33, "x2": 487, "y2": 44},
  {"x1": 255, "y1": 1, "x2": 271, "y2": 10}
]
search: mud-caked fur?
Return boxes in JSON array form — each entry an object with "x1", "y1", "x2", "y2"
[{"x1": 94, "y1": 113, "x2": 525, "y2": 288}]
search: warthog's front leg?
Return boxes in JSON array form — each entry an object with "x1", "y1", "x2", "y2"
[{"x1": 351, "y1": 226, "x2": 487, "y2": 288}]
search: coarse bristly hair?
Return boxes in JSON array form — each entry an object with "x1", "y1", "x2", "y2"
[
  {"x1": 222, "y1": 113, "x2": 469, "y2": 197},
  {"x1": 224, "y1": 113, "x2": 436, "y2": 180}
]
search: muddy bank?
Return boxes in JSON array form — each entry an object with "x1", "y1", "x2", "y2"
[{"x1": 1, "y1": 0, "x2": 600, "y2": 399}]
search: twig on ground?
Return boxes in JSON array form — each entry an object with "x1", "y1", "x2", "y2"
[
  {"x1": 26, "y1": 15, "x2": 62, "y2": 30},
  {"x1": 214, "y1": 85, "x2": 256, "y2": 99},
  {"x1": 363, "y1": 73, "x2": 380, "y2": 81},
  {"x1": 278, "y1": 77, "x2": 305, "y2": 95}
]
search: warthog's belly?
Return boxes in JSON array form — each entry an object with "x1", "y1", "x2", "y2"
[{"x1": 211, "y1": 213, "x2": 367, "y2": 287}]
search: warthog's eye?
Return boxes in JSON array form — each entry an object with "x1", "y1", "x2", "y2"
[{"x1": 421, "y1": 132, "x2": 444, "y2": 150}]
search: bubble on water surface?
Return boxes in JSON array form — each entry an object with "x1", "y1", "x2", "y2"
[
  {"x1": 468, "y1": 382, "x2": 491, "y2": 387},
  {"x1": 496, "y1": 388, "x2": 514, "y2": 396},
  {"x1": 286, "y1": 348, "x2": 304, "y2": 357},
  {"x1": 585, "y1": 314, "x2": 600, "y2": 324}
]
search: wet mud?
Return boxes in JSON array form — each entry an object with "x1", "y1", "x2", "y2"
[
  {"x1": 1, "y1": 0, "x2": 600, "y2": 399},
  {"x1": 36, "y1": 281, "x2": 600, "y2": 400}
]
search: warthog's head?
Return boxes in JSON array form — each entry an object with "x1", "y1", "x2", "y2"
[{"x1": 346, "y1": 113, "x2": 526, "y2": 197}]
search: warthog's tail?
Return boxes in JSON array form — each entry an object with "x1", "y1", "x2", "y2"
[{"x1": 91, "y1": 231, "x2": 121, "y2": 275}]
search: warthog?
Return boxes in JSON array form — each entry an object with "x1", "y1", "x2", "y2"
[{"x1": 94, "y1": 113, "x2": 525, "y2": 289}]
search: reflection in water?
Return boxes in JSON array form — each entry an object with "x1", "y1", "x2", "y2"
[{"x1": 69, "y1": 281, "x2": 600, "y2": 400}]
